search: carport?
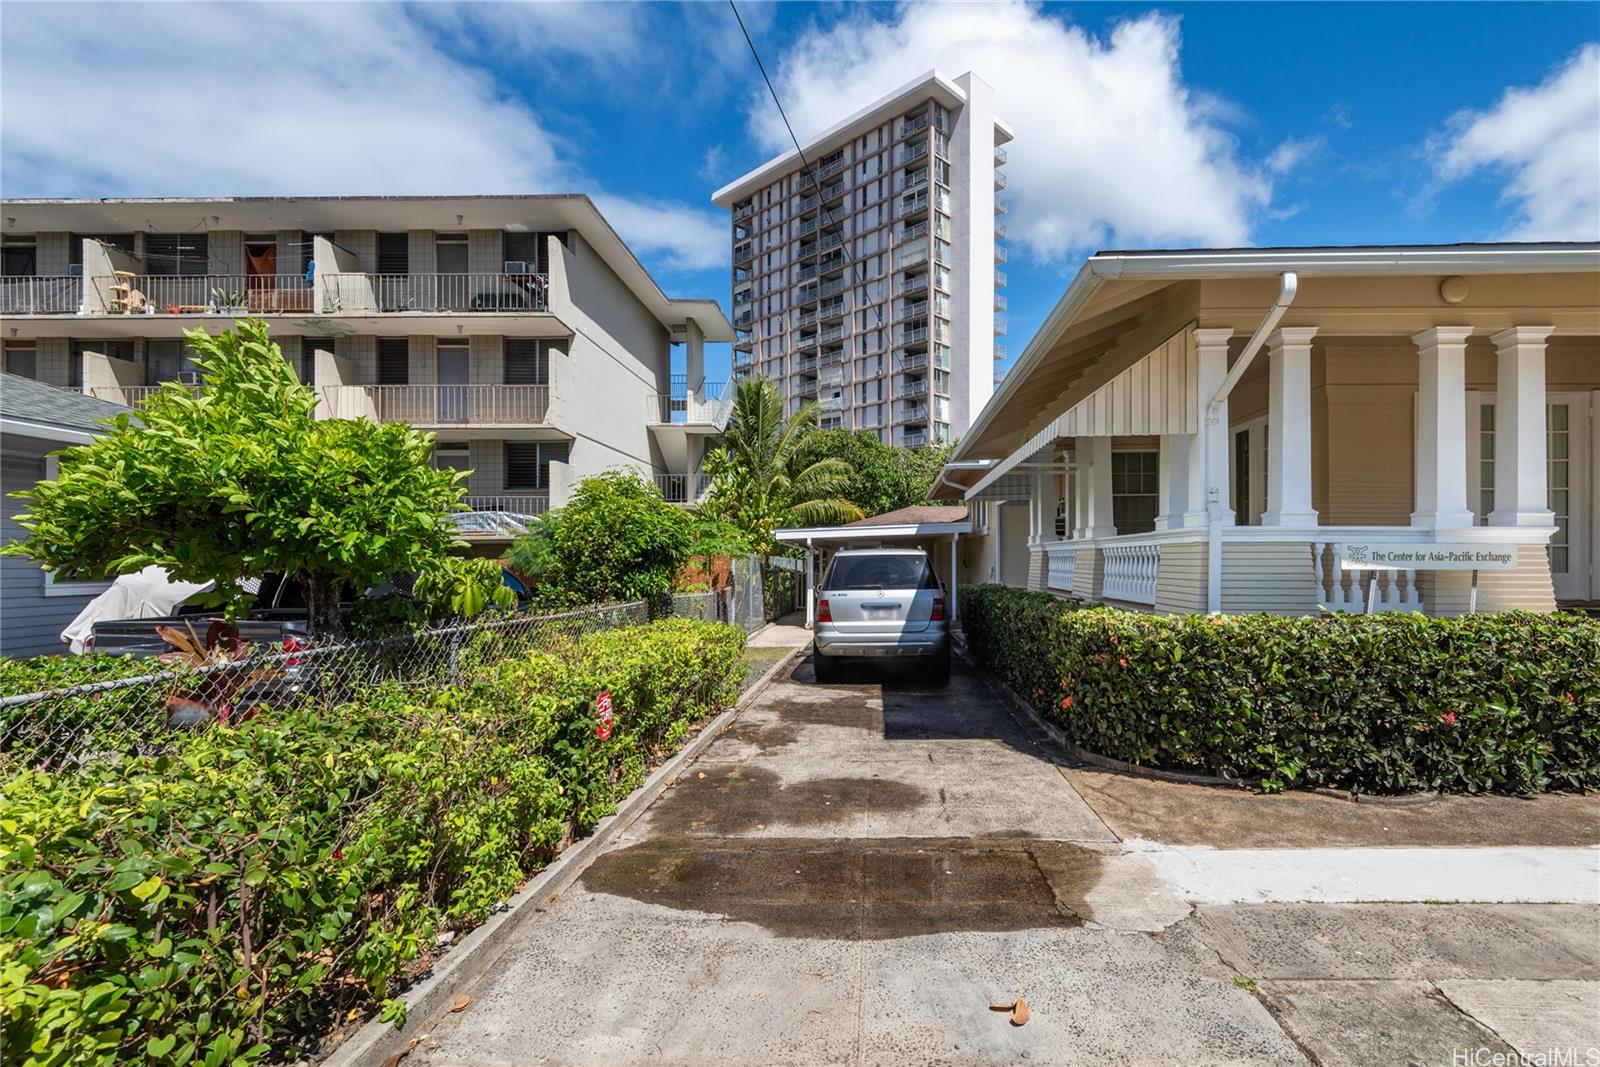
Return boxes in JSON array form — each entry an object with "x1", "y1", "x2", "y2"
[{"x1": 774, "y1": 505, "x2": 972, "y2": 628}]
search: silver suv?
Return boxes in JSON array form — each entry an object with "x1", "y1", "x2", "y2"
[{"x1": 812, "y1": 548, "x2": 950, "y2": 683}]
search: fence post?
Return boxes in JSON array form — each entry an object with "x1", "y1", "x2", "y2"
[{"x1": 448, "y1": 630, "x2": 462, "y2": 685}]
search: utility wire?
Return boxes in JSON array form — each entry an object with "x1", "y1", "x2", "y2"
[{"x1": 727, "y1": 0, "x2": 886, "y2": 333}]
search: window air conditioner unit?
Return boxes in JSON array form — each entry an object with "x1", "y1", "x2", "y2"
[{"x1": 503, "y1": 261, "x2": 528, "y2": 275}]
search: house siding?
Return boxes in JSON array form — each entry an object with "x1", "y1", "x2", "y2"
[{"x1": 1, "y1": 442, "x2": 105, "y2": 657}]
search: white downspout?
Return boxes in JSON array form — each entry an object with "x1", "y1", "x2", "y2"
[{"x1": 1204, "y1": 271, "x2": 1298, "y2": 613}]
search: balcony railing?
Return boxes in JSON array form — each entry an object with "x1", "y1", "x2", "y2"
[
  {"x1": 995, "y1": 294, "x2": 1008, "y2": 312},
  {"x1": 647, "y1": 381, "x2": 732, "y2": 425},
  {"x1": 995, "y1": 220, "x2": 1008, "y2": 239},
  {"x1": 796, "y1": 193, "x2": 821, "y2": 213},
  {"x1": 733, "y1": 202, "x2": 755, "y2": 221},
  {"x1": 900, "y1": 114, "x2": 931, "y2": 139},
  {"x1": 87, "y1": 383, "x2": 200, "y2": 407},
  {"x1": 653, "y1": 473, "x2": 713, "y2": 504},
  {"x1": 900, "y1": 377, "x2": 929, "y2": 398},
  {"x1": 899, "y1": 352, "x2": 928, "y2": 372},
  {"x1": 320, "y1": 274, "x2": 548, "y2": 313},
  {"x1": 995, "y1": 195, "x2": 1009, "y2": 215},
  {"x1": 994, "y1": 146, "x2": 1007, "y2": 165},
  {"x1": 1102, "y1": 542, "x2": 1160, "y2": 605},
  {"x1": 0, "y1": 275, "x2": 83, "y2": 314},
  {"x1": 901, "y1": 325, "x2": 929, "y2": 345},
  {"x1": 899, "y1": 140, "x2": 929, "y2": 165},
  {"x1": 97, "y1": 274, "x2": 315, "y2": 315},
  {"x1": 733, "y1": 243, "x2": 755, "y2": 263},
  {"x1": 818, "y1": 299, "x2": 847, "y2": 321},
  {"x1": 902, "y1": 429, "x2": 928, "y2": 448},
  {"x1": 820, "y1": 276, "x2": 850, "y2": 299},
  {"x1": 464, "y1": 495, "x2": 550, "y2": 517},
  {"x1": 995, "y1": 172, "x2": 1008, "y2": 190},
  {"x1": 994, "y1": 343, "x2": 1007, "y2": 360},
  {"x1": 323, "y1": 384, "x2": 550, "y2": 425},
  {"x1": 995, "y1": 269, "x2": 1007, "y2": 288},
  {"x1": 900, "y1": 192, "x2": 929, "y2": 216},
  {"x1": 817, "y1": 253, "x2": 846, "y2": 274},
  {"x1": 901, "y1": 273, "x2": 929, "y2": 296},
  {"x1": 902, "y1": 299, "x2": 929, "y2": 319},
  {"x1": 795, "y1": 355, "x2": 819, "y2": 373},
  {"x1": 1045, "y1": 542, "x2": 1076, "y2": 593},
  {"x1": 818, "y1": 230, "x2": 845, "y2": 252},
  {"x1": 817, "y1": 157, "x2": 849, "y2": 179},
  {"x1": 996, "y1": 245, "x2": 1009, "y2": 264}
]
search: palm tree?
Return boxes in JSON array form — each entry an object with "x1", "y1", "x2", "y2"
[{"x1": 700, "y1": 377, "x2": 862, "y2": 558}]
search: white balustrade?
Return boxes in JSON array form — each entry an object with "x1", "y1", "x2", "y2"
[
  {"x1": 1045, "y1": 542, "x2": 1077, "y2": 594},
  {"x1": 322, "y1": 385, "x2": 548, "y2": 425},
  {"x1": 1314, "y1": 542, "x2": 1423, "y2": 613},
  {"x1": 463, "y1": 495, "x2": 549, "y2": 517},
  {"x1": 1101, "y1": 542, "x2": 1159, "y2": 605}
]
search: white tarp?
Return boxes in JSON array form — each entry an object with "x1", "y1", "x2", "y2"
[{"x1": 59, "y1": 566, "x2": 213, "y2": 653}]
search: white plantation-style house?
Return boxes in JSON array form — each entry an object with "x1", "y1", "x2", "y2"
[
  {"x1": 935, "y1": 243, "x2": 1600, "y2": 616},
  {"x1": 0, "y1": 196, "x2": 733, "y2": 533}
]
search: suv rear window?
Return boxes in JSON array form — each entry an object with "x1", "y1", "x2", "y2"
[{"x1": 824, "y1": 553, "x2": 938, "y2": 591}]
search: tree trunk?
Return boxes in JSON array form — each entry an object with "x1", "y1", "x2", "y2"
[{"x1": 304, "y1": 574, "x2": 345, "y2": 640}]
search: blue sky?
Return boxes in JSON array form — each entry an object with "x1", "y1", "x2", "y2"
[{"x1": 3, "y1": 2, "x2": 1596, "y2": 385}]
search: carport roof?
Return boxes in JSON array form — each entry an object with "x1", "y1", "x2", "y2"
[{"x1": 775, "y1": 506, "x2": 972, "y2": 544}]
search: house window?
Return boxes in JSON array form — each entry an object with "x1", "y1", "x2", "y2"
[
  {"x1": 4, "y1": 343, "x2": 37, "y2": 379},
  {"x1": 2, "y1": 236, "x2": 37, "y2": 277},
  {"x1": 145, "y1": 340, "x2": 202, "y2": 384},
  {"x1": 376, "y1": 338, "x2": 409, "y2": 385},
  {"x1": 504, "y1": 441, "x2": 567, "y2": 491},
  {"x1": 503, "y1": 339, "x2": 548, "y2": 385},
  {"x1": 435, "y1": 234, "x2": 469, "y2": 275},
  {"x1": 1111, "y1": 450, "x2": 1159, "y2": 535}
]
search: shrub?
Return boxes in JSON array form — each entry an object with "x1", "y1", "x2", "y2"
[
  {"x1": 0, "y1": 618, "x2": 745, "y2": 1066},
  {"x1": 959, "y1": 584, "x2": 1599, "y2": 795},
  {"x1": 507, "y1": 472, "x2": 691, "y2": 610}
]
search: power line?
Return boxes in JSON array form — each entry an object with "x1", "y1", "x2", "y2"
[{"x1": 727, "y1": 0, "x2": 886, "y2": 335}]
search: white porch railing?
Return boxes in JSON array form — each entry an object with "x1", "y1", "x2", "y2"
[
  {"x1": 0, "y1": 276, "x2": 83, "y2": 314},
  {"x1": 1044, "y1": 541, "x2": 1076, "y2": 593},
  {"x1": 87, "y1": 384, "x2": 200, "y2": 407},
  {"x1": 95, "y1": 274, "x2": 314, "y2": 314},
  {"x1": 1313, "y1": 541, "x2": 1423, "y2": 613},
  {"x1": 646, "y1": 380, "x2": 733, "y2": 425},
  {"x1": 1101, "y1": 541, "x2": 1160, "y2": 605},
  {"x1": 653, "y1": 473, "x2": 713, "y2": 504},
  {"x1": 320, "y1": 273, "x2": 549, "y2": 313}
]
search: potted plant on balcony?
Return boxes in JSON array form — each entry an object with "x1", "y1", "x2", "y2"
[{"x1": 210, "y1": 287, "x2": 249, "y2": 315}]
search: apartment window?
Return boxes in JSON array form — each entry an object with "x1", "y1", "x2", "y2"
[
  {"x1": 505, "y1": 232, "x2": 553, "y2": 274},
  {"x1": 1111, "y1": 451, "x2": 1160, "y2": 535},
  {"x1": 376, "y1": 338, "x2": 409, "y2": 385},
  {"x1": 145, "y1": 340, "x2": 202, "y2": 384},
  {"x1": 2, "y1": 236, "x2": 37, "y2": 276},
  {"x1": 377, "y1": 233, "x2": 409, "y2": 275},
  {"x1": 504, "y1": 441, "x2": 567, "y2": 491},
  {"x1": 504, "y1": 339, "x2": 549, "y2": 385},
  {"x1": 145, "y1": 233, "x2": 208, "y2": 277},
  {"x1": 299, "y1": 338, "x2": 321, "y2": 385},
  {"x1": 4, "y1": 343, "x2": 37, "y2": 379}
]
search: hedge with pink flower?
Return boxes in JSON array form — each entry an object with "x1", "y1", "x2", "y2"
[{"x1": 959, "y1": 584, "x2": 1598, "y2": 794}]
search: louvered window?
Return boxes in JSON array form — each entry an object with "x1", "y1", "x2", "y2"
[
  {"x1": 376, "y1": 233, "x2": 409, "y2": 275},
  {"x1": 376, "y1": 338, "x2": 409, "y2": 384},
  {"x1": 145, "y1": 233, "x2": 208, "y2": 276},
  {"x1": 503, "y1": 339, "x2": 548, "y2": 385},
  {"x1": 504, "y1": 232, "x2": 562, "y2": 274},
  {"x1": 504, "y1": 441, "x2": 567, "y2": 491}
]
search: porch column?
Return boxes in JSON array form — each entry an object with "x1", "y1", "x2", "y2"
[
  {"x1": 1154, "y1": 435, "x2": 1190, "y2": 530},
  {"x1": 1082, "y1": 437, "x2": 1117, "y2": 538},
  {"x1": 1034, "y1": 468, "x2": 1062, "y2": 544},
  {"x1": 1411, "y1": 326, "x2": 1476, "y2": 529},
  {"x1": 991, "y1": 501, "x2": 1004, "y2": 581},
  {"x1": 1261, "y1": 326, "x2": 1320, "y2": 527},
  {"x1": 949, "y1": 537, "x2": 960, "y2": 623},
  {"x1": 1489, "y1": 326, "x2": 1556, "y2": 528},
  {"x1": 804, "y1": 542, "x2": 815, "y2": 628},
  {"x1": 684, "y1": 318, "x2": 705, "y2": 416},
  {"x1": 1186, "y1": 328, "x2": 1236, "y2": 528}
]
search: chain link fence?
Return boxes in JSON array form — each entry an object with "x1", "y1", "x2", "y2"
[{"x1": 0, "y1": 601, "x2": 649, "y2": 770}]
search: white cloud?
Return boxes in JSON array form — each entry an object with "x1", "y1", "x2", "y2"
[
  {"x1": 749, "y1": 3, "x2": 1274, "y2": 258},
  {"x1": 1267, "y1": 135, "x2": 1326, "y2": 174},
  {"x1": 592, "y1": 194, "x2": 728, "y2": 272},
  {"x1": 0, "y1": 2, "x2": 725, "y2": 273},
  {"x1": 1430, "y1": 43, "x2": 1600, "y2": 241}
]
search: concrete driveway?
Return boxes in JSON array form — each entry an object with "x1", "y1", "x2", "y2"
[{"x1": 412, "y1": 653, "x2": 1599, "y2": 1067}]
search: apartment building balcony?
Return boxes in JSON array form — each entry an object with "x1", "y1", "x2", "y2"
[
  {"x1": 996, "y1": 245, "x2": 1009, "y2": 263},
  {"x1": 901, "y1": 324, "x2": 929, "y2": 345},
  {"x1": 653, "y1": 473, "x2": 713, "y2": 505},
  {"x1": 902, "y1": 428, "x2": 929, "y2": 448},
  {"x1": 900, "y1": 192, "x2": 930, "y2": 217},
  {"x1": 994, "y1": 343, "x2": 1007, "y2": 360},
  {"x1": 819, "y1": 414, "x2": 845, "y2": 431},
  {"x1": 814, "y1": 323, "x2": 845, "y2": 345},
  {"x1": 901, "y1": 220, "x2": 930, "y2": 242},
  {"x1": 899, "y1": 377, "x2": 930, "y2": 399},
  {"x1": 733, "y1": 201, "x2": 755, "y2": 222},
  {"x1": 464, "y1": 494, "x2": 550, "y2": 517},
  {"x1": 995, "y1": 220, "x2": 1008, "y2": 239},
  {"x1": 902, "y1": 299, "x2": 929, "y2": 319},
  {"x1": 899, "y1": 113, "x2": 931, "y2": 140},
  {"x1": 795, "y1": 379, "x2": 820, "y2": 399},
  {"x1": 995, "y1": 195, "x2": 1009, "y2": 215},
  {"x1": 895, "y1": 239, "x2": 929, "y2": 271},
  {"x1": 87, "y1": 383, "x2": 200, "y2": 408},
  {"x1": 797, "y1": 307, "x2": 819, "y2": 328},
  {"x1": 733, "y1": 310, "x2": 755, "y2": 328},
  {"x1": 818, "y1": 252, "x2": 846, "y2": 275},
  {"x1": 797, "y1": 217, "x2": 819, "y2": 238},
  {"x1": 899, "y1": 399, "x2": 929, "y2": 419},
  {"x1": 733, "y1": 242, "x2": 755, "y2": 264},
  {"x1": 797, "y1": 262, "x2": 821, "y2": 283},
  {"x1": 322, "y1": 384, "x2": 551, "y2": 429},
  {"x1": 818, "y1": 230, "x2": 846, "y2": 252},
  {"x1": 319, "y1": 273, "x2": 548, "y2": 314},
  {"x1": 819, "y1": 276, "x2": 850, "y2": 299},
  {"x1": 898, "y1": 350, "x2": 929, "y2": 372},
  {"x1": 817, "y1": 157, "x2": 849, "y2": 180},
  {"x1": 995, "y1": 294, "x2": 1008, "y2": 312},
  {"x1": 818, "y1": 298, "x2": 847, "y2": 322},
  {"x1": 88, "y1": 274, "x2": 317, "y2": 316},
  {"x1": 901, "y1": 170, "x2": 929, "y2": 193},
  {"x1": 900, "y1": 272, "x2": 929, "y2": 296},
  {"x1": 795, "y1": 354, "x2": 820, "y2": 373},
  {"x1": 995, "y1": 269, "x2": 1007, "y2": 288},
  {"x1": 898, "y1": 140, "x2": 929, "y2": 166},
  {"x1": 647, "y1": 380, "x2": 733, "y2": 427},
  {"x1": 0, "y1": 275, "x2": 83, "y2": 315},
  {"x1": 819, "y1": 346, "x2": 846, "y2": 366},
  {"x1": 796, "y1": 192, "x2": 821, "y2": 213},
  {"x1": 994, "y1": 146, "x2": 1007, "y2": 165},
  {"x1": 820, "y1": 180, "x2": 847, "y2": 203},
  {"x1": 995, "y1": 320, "x2": 1008, "y2": 336},
  {"x1": 995, "y1": 172, "x2": 1008, "y2": 190}
]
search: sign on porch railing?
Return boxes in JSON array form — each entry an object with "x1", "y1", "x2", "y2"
[{"x1": 1336, "y1": 542, "x2": 1519, "y2": 571}]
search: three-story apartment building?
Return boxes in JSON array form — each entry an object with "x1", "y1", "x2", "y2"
[
  {"x1": 711, "y1": 70, "x2": 1011, "y2": 447},
  {"x1": 0, "y1": 196, "x2": 732, "y2": 519}
]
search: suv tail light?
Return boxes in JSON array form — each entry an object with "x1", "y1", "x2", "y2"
[
  {"x1": 931, "y1": 596, "x2": 946, "y2": 621},
  {"x1": 817, "y1": 598, "x2": 832, "y2": 623},
  {"x1": 283, "y1": 634, "x2": 305, "y2": 666}
]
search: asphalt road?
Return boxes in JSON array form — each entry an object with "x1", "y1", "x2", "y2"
[{"x1": 411, "y1": 653, "x2": 1599, "y2": 1067}]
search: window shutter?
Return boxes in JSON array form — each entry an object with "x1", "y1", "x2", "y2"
[
  {"x1": 376, "y1": 338, "x2": 409, "y2": 384},
  {"x1": 377, "y1": 233, "x2": 409, "y2": 275},
  {"x1": 504, "y1": 339, "x2": 548, "y2": 384},
  {"x1": 504, "y1": 442, "x2": 539, "y2": 490}
]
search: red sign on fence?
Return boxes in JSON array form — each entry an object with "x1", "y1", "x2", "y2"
[{"x1": 595, "y1": 690, "x2": 614, "y2": 741}]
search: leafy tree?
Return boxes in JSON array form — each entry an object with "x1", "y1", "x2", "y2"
[
  {"x1": 506, "y1": 470, "x2": 691, "y2": 608},
  {"x1": 2, "y1": 320, "x2": 464, "y2": 636},
  {"x1": 801, "y1": 429, "x2": 953, "y2": 516},
  {"x1": 698, "y1": 377, "x2": 862, "y2": 556}
]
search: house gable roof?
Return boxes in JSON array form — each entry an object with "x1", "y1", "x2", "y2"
[{"x1": 1, "y1": 373, "x2": 128, "y2": 440}]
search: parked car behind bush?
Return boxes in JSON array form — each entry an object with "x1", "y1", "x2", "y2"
[{"x1": 959, "y1": 584, "x2": 1599, "y2": 795}]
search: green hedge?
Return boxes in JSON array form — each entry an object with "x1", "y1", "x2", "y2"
[
  {"x1": 959, "y1": 584, "x2": 1599, "y2": 795},
  {"x1": 0, "y1": 618, "x2": 744, "y2": 1066}
]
